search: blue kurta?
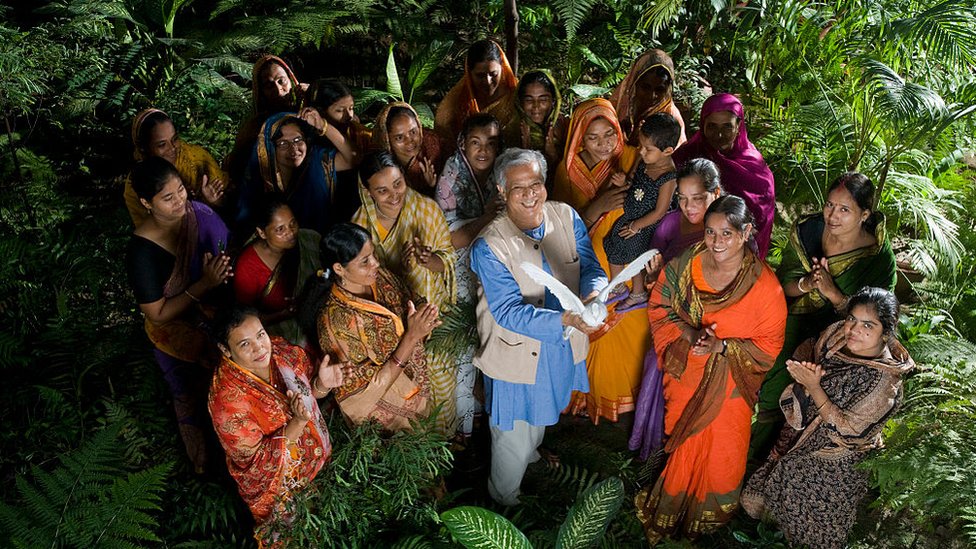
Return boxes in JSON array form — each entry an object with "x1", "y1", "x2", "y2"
[{"x1": 470, "y1": 210, "x2": 607, "y2": 431}]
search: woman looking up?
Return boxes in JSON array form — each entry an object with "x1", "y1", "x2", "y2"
[
  {"x1": 209, "y1": 306, "x2": 343, "y2": 547},
  {"x1": 635, "y1": 195, "x2": 786, "y2": 544},
  {"x1": 125, "y1": 156, "x2": 232, "y2": 473},
  {"x1": 750, "y1": 172, "x2": 896, "y2": 462},
  {"x1": 233, "y1": 197, "x2": 321, "y2": 347},
  {"x1": 315, "y1": 223, "x2": 436, "y2": 431},
  {"x1": 610, "y1": 49, "x2": 687, "y2": 147},
  {"x1": 238, "y1": 114, "x2": 352, "y2": 236},
  {"x1": 672, "y1": 93, "x2": 776, "y2": 258},
  {"x1": 124, "y1": 109, "x2": 227, "y2": 227},
  {"x1": 353, "y1": 152, "x2": 458, "y2": 434},
  {"x1": 435, "y1": 39, "x2": 519, "y2": 146},
  {"x1": 371, "y1": 102, "x2": 445, "y2": 197},
  {"x1": 743, "y1": 287, "x2": 913, "y2": 549}
]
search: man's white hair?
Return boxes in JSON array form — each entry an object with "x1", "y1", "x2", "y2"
[{"x1": 494, "y1": 148, "x2": 547, "y2": 191}]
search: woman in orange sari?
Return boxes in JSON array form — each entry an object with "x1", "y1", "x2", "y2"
[
  {"x1": 434, "y1": 39, "x2": 519, "y2": 146},
  {"x1": 552, "y1": 98, "x2": 644, "y2": 422},
  {"x1": 635, "y1": 195, "x2": 786, "y2": 544},
  {"x1": 209, "y1": 307, "x2": 342, "y2": 547},
  {"x1": 610, "y1": 49, "x2": 687, "y2": 147},
  {"x1": 371, "y1": 102, "x2": 445, "y2": 197},
  {"x1": 316, "y1": 223, "x2": 437, "y2": 431}
]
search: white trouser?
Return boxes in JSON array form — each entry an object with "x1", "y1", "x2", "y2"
[{"x1": 488, "y1": 419, "x2": 545, "y2": 505}]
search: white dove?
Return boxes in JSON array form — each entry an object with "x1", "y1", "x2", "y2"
[{"x1": 520, "y1": 248, "x2": 660, "y2": 338}]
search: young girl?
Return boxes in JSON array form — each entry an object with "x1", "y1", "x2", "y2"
[{"x1": 603, "y1": 113, "x2": 681, "y2": 311}]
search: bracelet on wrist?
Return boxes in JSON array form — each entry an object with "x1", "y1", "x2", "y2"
[
  {"x1": 390, "y1": 354, "x2": 407, "y2": 368},
  {"x1": 184, "y1": 289, "x2": 201, "y2": 303},
  {"x1": 796, "y1": 276, "x2": 808, "y2": 294},
  {"x1": 312, "y1": 376, "x2": 327, "y2": 394}
]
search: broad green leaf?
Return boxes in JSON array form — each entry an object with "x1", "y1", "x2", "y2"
[
  {"x1": 406, "y1": 39, "x2": 453, "y2": 103},
  {"x1": 385, "y1": 43, "x2": 404, "y2": 101},
  {"x1": 569, "y1": 84, "x2": 610, "y2": 100},
  {"x1": 441, "y1": 506, "x2": 532, "y2": 549},
  {"x1": 554, "y1": 477, "x2": 624, "y2": 549}
]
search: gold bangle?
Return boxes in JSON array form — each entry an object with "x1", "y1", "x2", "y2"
[
  {"x1": 390, "y1": 354, "x2": 406, "y2": 368},
  {"x1": 184, "y1": 289, "x2": 200, "y2": 302},
  {"x1": 312, "y1": 376, "x2": 326, "y2": 394},
  {"x1": 796, "y1": 276, "x2": 808, "y2": 294}
]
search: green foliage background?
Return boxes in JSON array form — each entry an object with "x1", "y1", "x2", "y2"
[{"x1": 1, "y1": 0, "x2": 975, "y2": 546}]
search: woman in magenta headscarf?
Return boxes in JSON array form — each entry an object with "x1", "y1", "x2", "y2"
[{"x1": 672, "y1": 93, "x2": 776, "y2": 258}]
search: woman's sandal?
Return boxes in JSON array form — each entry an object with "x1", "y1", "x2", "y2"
[{"x1": 615, "y1": 291, "x2": 649, "y2": 313}]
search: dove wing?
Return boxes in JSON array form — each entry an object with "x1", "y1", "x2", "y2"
[
  {"x1": 597, "y1": 248, "x2": 661, "y2": 302},
  {"x1": 519, "y1": 261, "x2": 585, "y2": 314}
]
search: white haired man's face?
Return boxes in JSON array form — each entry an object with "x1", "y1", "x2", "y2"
[{"x1": 500, "y1": 162, "x2": 547, "y2": 230}]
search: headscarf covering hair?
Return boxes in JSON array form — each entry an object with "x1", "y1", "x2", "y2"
[
  {"x1": 131, "y1": 108, "x2": 172, "y2": 162},
  {"x1": 516, "y1": 69, "x2": 562, "y2": 149},
  {"x1": 371, "y1": 101, "x2": 423, "y2": 153},
  {"x1": 672, "y1": 93, "x2": 776, "y2": 258},
  {"x1": 611, "y1": 49, "x2": 677, "y2": 144},
  {"x1": 251, "y1": 55, "x2": 301, "y2": 114},
  {"x1": 434, "y1": 40, "x2": 518, "y2": 140},
  {"x1": 559, "y1": 98, "x2": 625, "y2": 203}
]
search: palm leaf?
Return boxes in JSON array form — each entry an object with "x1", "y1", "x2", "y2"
[
  {"x1": 555, "y1": 476, "x2": 625, "y2": 549},
  {"x1": 427, "y1": 299, "x2": 478, "y2": 359},
  {"x1": 406, "y1": 39, "x2": 453, "y2": 103},
  {"x1": 640, "y1": 0, "x2": 683, "y2": 35},
  {"x1": 889, "y1": 0, "x2": 976, "y2": 72},
  {"x1": 441, "y1": 506, "x2": 532, "y2": 549}
]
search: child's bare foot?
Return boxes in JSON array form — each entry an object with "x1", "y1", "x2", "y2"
[{"x1": 616, "y1": 290, "x2": 648, "y2": 312}]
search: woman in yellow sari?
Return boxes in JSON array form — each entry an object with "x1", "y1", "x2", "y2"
[
  {"x1": 610, "y1": 49, "x2": 687, "y2": 147},
  {"x1": 316, "y1": 223, "x2": 437, "y2": 431},
  {"x1": 434, "y1": 39, "x2": 519, "y2": 146},
  {"x1": 552, "y1": 98, "x2": 645, "y2": 423},
  {"x1": 353, "y1": 151, "x2": 458, "y2": 434},
  {"x1": 123, "y1": 108, "x2": 227, "y2": 227}
]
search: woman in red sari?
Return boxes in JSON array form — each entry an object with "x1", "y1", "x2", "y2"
[
  {"x1": 636, "y1": 195, "x2": 786, "y2": 544},
  {"x1": 209, "y1": 306, "x2": 345, "y2": 547}
]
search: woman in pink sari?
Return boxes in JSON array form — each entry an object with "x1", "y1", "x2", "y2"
[{"x1": 672, "y1": 93, "x2": 776, "y2": 258}]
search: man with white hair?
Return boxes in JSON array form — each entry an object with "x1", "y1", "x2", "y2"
[{"x1": 470, "y1": 148, "x2": 608, "y2": 505}]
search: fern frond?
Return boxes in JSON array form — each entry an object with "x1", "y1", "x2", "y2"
[
  {"x1": 553, "y1": 0, "x2": 601, "y2": 42},
  {"x1": 427, "y1": 299, "x2": 478, "y2": 360}
]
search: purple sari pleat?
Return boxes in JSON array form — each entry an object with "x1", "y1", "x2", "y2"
[{"x1": 629, "y1": 346, "x2": 666, "y2": 460}]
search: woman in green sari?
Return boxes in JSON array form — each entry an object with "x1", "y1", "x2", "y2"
[
  {"x1": 750, "y1": 172, "x2": 896, "y2": 462},
  {"x1": 509, "y1": 70, "x2": 567, "y2": 175}
]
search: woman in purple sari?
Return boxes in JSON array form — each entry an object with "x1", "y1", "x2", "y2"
[
  {"x1": 671, "y1": 93, "x2": 775, "y2": 258},
  {"x1": 629, "y1": 158, "x2": 723, "y2": 460},
  {"x1": 126, "y1": 157, "x2": 233, "y2": 472}
]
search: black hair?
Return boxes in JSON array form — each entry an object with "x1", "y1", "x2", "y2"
[
  {"x1": 460, "y1": 113, "x2": 502, "y2": 143},
  {"x1": 639, "y1": 112, "x2": 681, "y2": 151},
  {"x1": 827, "y1": 171, "x2": 878, "y2": 232},
  {"x1": 384, "y1": 105, "x2": 418, "y2": 133},
  {"x1": 676, "y1": 158, "x2": 723, "y2": 194},
  {"x1": 131, "y1": 156, "x2": 182, "y2": 201},
  {"x1": 297, "y1": 222, "x2": 372, "y2": 341},
  {"x1": 253, "y1": 194, "x2": 290, "y2": 231},
  {"x1": 358, "y1": 150, "x2": 400, "y2": 188},
  {"x1": 211, "y1": 304, "x2": 260, "y2": 348},
  {"x1": 705, "y1": 194, "x2": 754, "y2": 235},
  {"x1": 271, "y1": 117, "x2": 313, "y2": 144},
  {"x1": 305, "y1": 78, "x2": 353, "y2": 112},
  {"x1": 466, "y1": 39, "x2": 503, "y2": 69},
  {"x1": 136, "y1": 111, "x2": 173, "y2": 154},
  {"x1": 517, "y1": 71, "x2": 556, "y2": 99},
  {"x1": 847, "y1": 286, "x2": 899, "y2": 337}
]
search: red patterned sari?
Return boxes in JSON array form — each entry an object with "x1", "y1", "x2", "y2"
[{"x1": 208, "y1": 337, "x2": 331, "y2": 546}]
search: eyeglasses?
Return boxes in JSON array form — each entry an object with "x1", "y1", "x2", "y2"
[{"x1": 275, "y1": 136, "x2": 305, "y2": 150}]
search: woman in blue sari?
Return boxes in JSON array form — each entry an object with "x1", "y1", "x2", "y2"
[{"x1": 238, "y1": 113, "x2": 353, "y2": 236}]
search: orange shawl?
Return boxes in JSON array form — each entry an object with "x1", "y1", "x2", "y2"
[
  {"x1": 434, "y1": 41, "x2": 519, "y2": 141},
  {"x1": 208, "y1": 337, "x2": 331, "y2": 534},
  {"x1": 551, "y1": 98, "x2": 631, "y2": 211}
]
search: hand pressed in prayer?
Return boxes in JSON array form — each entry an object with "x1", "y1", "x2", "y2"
[
  {"x1": 810, "y1": 257, "x2": 842, "y2": 304},
  {"x1": 786, "y1": 359, "x2": 824, "y2": 389},
  {"x1": 690, "y1": 323, "x2": 722, "y2": 356},
  {"x1": 201, "y1": 252, "x2": 233, "y2": 288},
  {"x1": 286, "y1": 389, "x2": 311, "y2": 422},
  {"x1": 200, "y1": 174, "x2": 225, "y2": 206}
]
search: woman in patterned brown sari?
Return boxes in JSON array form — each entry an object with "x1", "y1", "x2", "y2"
[
  {"x1": 315, "y1": 223, "x2": 439, "y2": 431},
  {"x1": 742, "y1": 287, "x2": 914, "y2": 549}
]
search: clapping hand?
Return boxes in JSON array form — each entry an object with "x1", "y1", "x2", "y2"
[
  {"x1": 200, "y1": 174, "x2": 225, "y2": 206},
  {"x1": 286, "y1": 389, "x2": 311, "y2": 423},
  {"x1": 690, "y1": 323, "x2": 722, "y2": 356},
  {"x1": 316, "y1": 354, "x2": 351, "y2": 391},
  {"x1": 786, "y1": 359, "x2": 824, "y2": 389}
]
